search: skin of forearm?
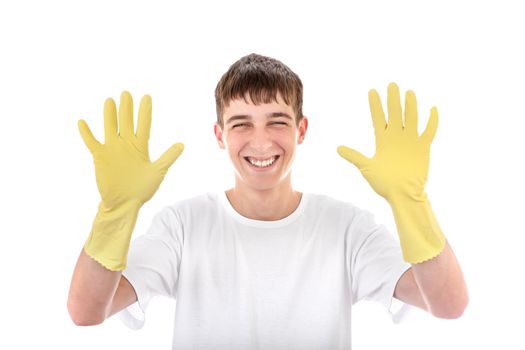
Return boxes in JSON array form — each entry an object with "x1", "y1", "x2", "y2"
[
  {"x1": 410, "y1": 242, "x2": 469, "y2": 318},
  {"x1": 67, "y1": 249, "x2": 122, "y2": 325}
]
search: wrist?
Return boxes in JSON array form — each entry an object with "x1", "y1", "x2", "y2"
[
  {"x1": 388, "y1": 194, "x2": 446, "y2": 264},
  {"x1": 84, "y1": 200, "x2": 142, "y2": 271},
  {"x1": 98, "y1": 198, "x2": 143, "y2": 214}
]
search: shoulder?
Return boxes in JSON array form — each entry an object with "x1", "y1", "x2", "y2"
[
  {"x1": 304, "y1": 193, "x2": 362, "y2": 218},
  {"x1": 303, "y1": 193, "x2": 380, "y2": 230},
  {"x1": 156, "y1": 192, "x2": 222, "y2": 223},
  {"x1": 166, "y1": 192, "x2": 220, "y2": 211},
  {"x1": 144, "y1": 193, "x2": 222, "y2": 240}
]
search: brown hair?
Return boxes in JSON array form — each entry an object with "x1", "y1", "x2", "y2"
[{"x1": 215, "y1": 53, "x2": 303, "y2": 128}]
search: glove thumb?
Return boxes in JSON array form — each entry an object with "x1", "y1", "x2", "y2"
[
  {"x1": 78, "y1": 119, "x2": 101, "y2": 153},
  {"x1": 337, "y1": 146, "x2": 370, "y2": 170},
  {"x1": 154, "y1": 143, "x2": 184, "y2": 172}
]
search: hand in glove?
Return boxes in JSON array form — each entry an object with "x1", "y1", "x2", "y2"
[
  {"x1": 78, "y1": 91, "x2": 184, "y2": 270},
  {"x1": 338, "y1": 83, "x2": 445, "y2": 263}
]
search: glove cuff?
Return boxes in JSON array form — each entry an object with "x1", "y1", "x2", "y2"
[
  {"x1": 388, "y1": 194, "x2": 446, "y2": 264},
  {"x1": 84, "y1": 200, "x2": 142, "y2": 271}
]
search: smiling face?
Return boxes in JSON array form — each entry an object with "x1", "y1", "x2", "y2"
[{"x1": 214, "y1": 93, "x2": 308, "y2": 194}]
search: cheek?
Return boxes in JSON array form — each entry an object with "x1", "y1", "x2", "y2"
[
  {"x1": 224, "y1": 134, "x2": 246, "y2": 155},
  {"x1": 274, "y1": 130, "x2": 298, "y2": 148}
]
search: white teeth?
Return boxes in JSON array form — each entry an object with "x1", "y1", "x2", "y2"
[{"x1": 248, "y1": 156, "x2": 277, "y2": 168}]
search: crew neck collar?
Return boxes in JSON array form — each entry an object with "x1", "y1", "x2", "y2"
[{"x1": 218, "y1": 191, "x2": 308, "y2": 228}]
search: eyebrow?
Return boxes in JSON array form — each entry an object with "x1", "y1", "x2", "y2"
[{"x1": 225, "y1": 112, "x2": 293, "y2": 124}]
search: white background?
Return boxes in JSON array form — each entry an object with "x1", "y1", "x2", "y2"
[{"x1": 1, "y1": 0, "x2": 524, "y2": 348}]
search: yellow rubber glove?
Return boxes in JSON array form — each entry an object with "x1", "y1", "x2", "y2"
[
  {"x1": 337, "y1": 83, "x2": 446, "y2": 264},
  {"x1": 78, "y1": 91, "x2": 184, "y2": 271}
]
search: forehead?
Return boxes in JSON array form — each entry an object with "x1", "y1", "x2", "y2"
[{"x1": 223, "y1": 93, "x2": 294, "y2": 119}]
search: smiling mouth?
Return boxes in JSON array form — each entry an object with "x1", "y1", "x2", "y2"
[{"x1": 244, "y1": 156, "x2": 280, "y2": 168}]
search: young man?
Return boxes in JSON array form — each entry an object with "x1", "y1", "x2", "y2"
[{"x1": 68, "y1": 53, "x2": 468, "y2": 349}]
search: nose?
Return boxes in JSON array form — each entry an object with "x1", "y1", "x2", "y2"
[{"x1": 250, "y1": 127, "x2": 273, "y2": 153}]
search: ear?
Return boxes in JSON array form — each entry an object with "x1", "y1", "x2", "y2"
[
  {"x1": 297, "y1": 116, "x2": 308, "y2": 145},
  {"x1": 214, "y1": 122, "x2": 226, "y2": 149}
]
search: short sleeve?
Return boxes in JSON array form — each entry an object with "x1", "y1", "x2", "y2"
[
  {"x1": 118, "y1": 207, "x2": 184, "y2": 329},
  {"x1": 349, "y1": 210, "x2": 410, "y2": 313}
]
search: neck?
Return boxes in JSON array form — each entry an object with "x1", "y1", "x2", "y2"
[{"x1": 226, "y1": 177, "x2": 302, "y2": 221}]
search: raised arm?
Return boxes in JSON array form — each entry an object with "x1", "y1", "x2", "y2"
[
  {"x1": 68, "y1": 249, "x2": 136, "y2": 325},
  {"x1": 67, "y1": 92, "x2": 183, "y2": 325},
  {"x1": 338, "y1": 83, "x2": 468, "y2": 318}
]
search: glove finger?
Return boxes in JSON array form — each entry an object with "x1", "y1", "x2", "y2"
[
  {"x1": 421, "y1": 107, "x2": 438, "y2": 144},
  {"x1": 136, "y1": 95, "x2": 152, "y2": 142},
  {"x1": 337, "y1": 146, "x2": 370, "y2": 170},
  {"x1": 104, "y1": 98, "x2": 118, "y2": 144},
  {"x1": 78, "y1": 119, "x2": 101, "y2": 153},
  {"x1": 387, "y1": 82, "x2": 403, "y2": 131},
  {"x1": 368, "y1": 89, "x2": 386, "y2": 140},
  {"x1": 119, "y1": 91, "x2": 134, "y2": 140},
  {"x1": 404, "y1": 90, "x2": 418, "y2": 136},
  {"x1": 154, "y1": 143, "x2": 184, "y2": 172}
]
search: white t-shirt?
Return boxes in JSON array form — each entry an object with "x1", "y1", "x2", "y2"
[{"x1": 119, "y1": 192, "x2": 410, "y2": 349}]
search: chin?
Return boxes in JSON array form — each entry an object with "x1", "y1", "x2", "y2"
[{"x1": 237, "y1": 172, "x2": 292, "y2": 193}]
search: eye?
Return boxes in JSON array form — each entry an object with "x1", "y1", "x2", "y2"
[
  {"x1": 270, "y1": 121, "x2": 289, "y2": 126},
  {"x1": 232, "y1": 123, "x2": 250, "y2": 129}
]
